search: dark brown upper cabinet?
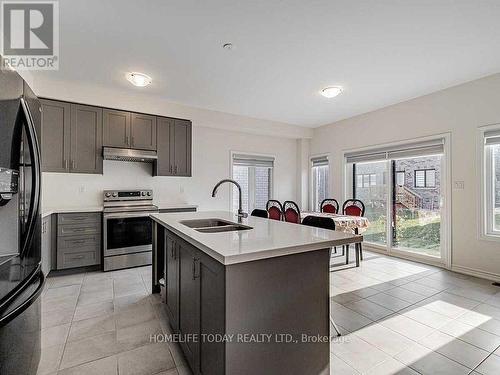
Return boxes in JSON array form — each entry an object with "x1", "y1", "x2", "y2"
[
  {"x1": 41, "y1": 100, "x2": 102, "y2": 174},
  {"x1": 154, "y1": 117, "x2": 192, "y2": 177},
  {"x1": 40, "y1": 99, "x2": 71, "y2": 172},
  {"x1": 70, "y1": 104, "x2": 103, "y2": 174},
  {"x1": 103, "y1": 109, "x2": 130, "y2": 148},
  {"x1": 131, "y1": 113, "x2": 157, "y2": 150}
]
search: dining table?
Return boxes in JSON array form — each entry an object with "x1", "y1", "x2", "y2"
[
  {"x1": 300, "y1": 211, "x2": 370, "y2": 268},
  {"x1": 300, "y1": 211, "x2": 370, "y2": 233}
]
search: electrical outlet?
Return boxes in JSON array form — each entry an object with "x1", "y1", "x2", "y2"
[{"x1": 454, "y1": 181, "x2": 465, "y2": 189}]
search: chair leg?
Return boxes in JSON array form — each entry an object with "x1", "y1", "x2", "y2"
[
  {"x1": 330, "y1": 316, "x2": 342, "y2": 337},
  {"x1": 355, "y1": 243, "x2": 360, "y2": 267},
  {"x1": 342, "y1": 245, "x2": 345, "y2": 256},
  {"x1": 359, "y1": 242, "x2": 363, "y2": 261},
  {"x1": 345, "y1": 244, "x2": 349, "y2": 265},
  {"x1": 333, "y1": 246, "x2": 337, "y2": 255}
]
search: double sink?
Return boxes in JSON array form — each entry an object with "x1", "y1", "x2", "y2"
[{"x1": 180, "y1": 218, "x2": 253, "y2": 233}]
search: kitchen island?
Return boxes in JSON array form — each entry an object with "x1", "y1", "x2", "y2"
[{"x1": 151, "y1": 211, "x2": 362, "y2": 375}]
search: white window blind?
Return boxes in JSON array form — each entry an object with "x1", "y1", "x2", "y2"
[
  {"x1": 345, "y1": 139, "x2": 445, "y2": 164},
  {"x1": 484, "y1": 129, "x2": 500, "y2": 146},
  {"x1": 311, "y1": 155, "x2": 329, "y2": 167},
  {"x1": 233, "y1": 154, "x2": 274, "y2": 168}
]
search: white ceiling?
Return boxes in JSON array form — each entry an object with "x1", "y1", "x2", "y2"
[{"x1": 35, "y1": 0, "x2": 500, "y2": 127}]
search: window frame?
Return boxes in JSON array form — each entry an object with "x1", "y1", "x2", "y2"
[
  {"x1": 414, "y1": 168, "x2": 436, "y2": 189},
  {"x1": 311, "y1": 156, "x2": 330, "y2": 212},
  {"x1": 229, "y1": 151, "x2": 275, "y2": 214},
  {"x1": 484, "y1": 140, "x2": 500, "y2": 237}
]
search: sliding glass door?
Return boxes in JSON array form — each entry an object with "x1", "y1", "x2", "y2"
[
  {"x1": 354, "y1": 161, "x2": 388, "y2": 245},
  {"x1": 349, "y1": 139, "x2": 446, "y2": 262}
]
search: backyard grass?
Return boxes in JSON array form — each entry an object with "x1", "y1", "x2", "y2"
[{"x1": 363, "y1": 211, "x2": 441, "y2": 257}]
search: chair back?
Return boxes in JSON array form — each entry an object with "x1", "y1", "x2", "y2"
[
  {"x1": 302, "y1": 215, "x2": 336, "y2": 230},
  {"x1": 266, "y1": 200, "x2": 283, "y2": 221},
  {"x1": 283, "y1": 201, "x2": 301, "y2": 224},
  {"x1": 342, "y1": 199, "x2": 365, "y2": 217},
  {"x1": 251, "y1": 209, "x2": 268, "y2": 218},
  {"x1": 321, "y1": 199, "x2": 339, "y2": 214}
]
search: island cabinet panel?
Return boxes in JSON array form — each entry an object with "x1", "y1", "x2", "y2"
[
  {"x1": 178, "y1": 241, "x2": 201, "y2": 371},
  {"x1": 163, "y1": 230, "x2": 225, "y2": 375},
  {"x1": 103, "y1": 109, "x2": 131, "y2": 148},
  {"x1": 131, "y1": 113, "x2": 157, "y2": 150},
  {"x1": 165, "y1": 233, "x2": 179, "y2": 331}
]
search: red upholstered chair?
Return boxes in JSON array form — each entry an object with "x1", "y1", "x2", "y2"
[
  {"x1": 342, "y1": 199, "x2": 365, "y2": 265},
  {"x1": 283, "y1": 201, "x2": 301, "y2": 224},
  {"x1": 266, "y1": 200, "x2": 283, "y2": 221},
  {"x1": 321, "y1": 199, "x2": 339, "y2": 214},
  {"x1": 342, "y1": 199, "x2": 365, "y2": 217}
]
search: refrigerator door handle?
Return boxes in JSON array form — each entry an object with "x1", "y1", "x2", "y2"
[
  {"x1": 0, "y1": 267, "x2": 44, "y2": 327},
  {"x1": 19, "y1": 98, "x2": 41, "y2": 258}
]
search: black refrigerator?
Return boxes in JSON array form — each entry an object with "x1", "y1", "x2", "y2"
[{"x1": 0, "y1": 68, "x2": 44, "y2": 375}]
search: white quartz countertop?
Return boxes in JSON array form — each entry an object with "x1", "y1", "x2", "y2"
[
  {"x1": 41, "y1": 204, "x2": 198, "y2": 218},
  {"x1": 150, "y1": 211, "x2": 362, "y2": 265}
]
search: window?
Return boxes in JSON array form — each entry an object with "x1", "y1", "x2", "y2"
[
  {"x1": 347, "y1": 137, "x2": 445, "y2": 260},
  {"x1": 356, "y1": 173, "x2": 377, "y2": 187},
  {"x1": 232, "y1": 154, "x2": 274, "y2": 213},
  {"x1": 396, "y1": 171, "x2": 405, "y2": 186},
  {"x1": 311, "y1": 156, "x2": 329, "y2": 211},
  {"x1": 484, "y1": 130, "x2": 500, "y2": 235},
  {"x1": 414, "y1": 169, "x2": 436, "y2": 188}
]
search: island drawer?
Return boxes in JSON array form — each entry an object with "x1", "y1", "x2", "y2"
[{"x1": 58, "y1": 212, "x2": 101, "y2": 225}]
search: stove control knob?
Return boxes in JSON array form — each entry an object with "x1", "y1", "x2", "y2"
[
  {"x1": 147, "y1": 192, "x2": 151, "y2": 196},
  {"x1": 112, "y1": 192, "x2": 118, "y2": 197},
  {"x1": 105, "y1": 192, "x2": 111, "y2": 198},
  {"x1": 141, "y1": 191, "x2": 146, "y2": 196}
]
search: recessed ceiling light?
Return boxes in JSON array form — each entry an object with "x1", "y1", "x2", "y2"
[
  {"x1": 320, "y1": 86, "x2": 343, "y2": 98},
  {"x1": 126, "y1": 72, "x2": 152, "y2": 87}
]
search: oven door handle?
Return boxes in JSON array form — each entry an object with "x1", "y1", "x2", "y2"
[{"x1": 103, "y1": 211, "x2": 159, "y2": 219}]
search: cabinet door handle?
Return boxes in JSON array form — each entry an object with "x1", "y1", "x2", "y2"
[
  {"x1": 174, "y1": 165, "x2": 177, "y2": 174},
  {"x1": 169, "y1": 165, "x2": 172, "y2": 174},
  {"x1": 193, "y1": 258, "x2": 200, "y2": 280},
  {"x1": 71, "y1": 160, "x2": 76, "y2": 170},
  {"x1": 64, "y1": 159, "x2": 68, "y2": 170},
  {"x1": 71, "y1": 240, "x2": 86, "y2": 244},
  {"x1": 125, "y1": 135, "x2": 129, "y2": 145},
  {"x1": 131, "y1": 136, "x2": 134, "y2": 146}
]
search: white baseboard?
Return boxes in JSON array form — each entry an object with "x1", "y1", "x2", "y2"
[{"x1": 451, "y1": 264, "x2": 500, "y2": 283}]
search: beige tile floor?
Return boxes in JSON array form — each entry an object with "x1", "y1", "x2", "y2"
[
  {"x1": 330, "y1": 250, "x2": 500, "y2": 375},
  {"x1": 37, "y1": 250, "x2": 500, "y2": 375}
]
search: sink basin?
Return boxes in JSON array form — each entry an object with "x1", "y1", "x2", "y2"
[
  {"x1": 180, "y1": 218, "x2": 253, "y2": 233},
  {"x1": 195, "y1": 224, "x2": 252, "y2": 233},
  {"x1": 180, "y1": 218, "x2": 235, "y2": 228}
]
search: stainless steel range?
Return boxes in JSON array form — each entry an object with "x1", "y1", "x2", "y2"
[{"x1": 103, "y1": 189, "x2": 159, "y2": 271}]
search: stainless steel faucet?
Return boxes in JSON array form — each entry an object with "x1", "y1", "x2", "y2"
[{"x1": 212, "y1": 179, "x2": 248, "y2": 223}]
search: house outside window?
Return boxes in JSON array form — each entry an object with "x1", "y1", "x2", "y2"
[
  {"x1": 396, "y1": 171, "x2": 405, "y2": 186},
  {"x1": 232, "y1": 153, "x2": 274, "y2": 214},
  {"x1": 311, "y1": 156, "x2": 329, "y2": 211},
  {"x1": 414, "y1": 169, "x2": 436, "y2": 188}
]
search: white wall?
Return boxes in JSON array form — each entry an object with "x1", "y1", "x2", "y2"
[
  {"x1": 42, "y1": 125, "x2": 298, "y2": 211},
  {"x1": 311, "y1": 73, "x2": 500, "y2": 280}
]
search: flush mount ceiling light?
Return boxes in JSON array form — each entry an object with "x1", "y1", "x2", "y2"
[
  {"x1": 320, "y1": 86, "x2": 343, "y2": 98},
  {"x1": 126, "y1": 72, "x2": 152, "y2": 87},
  {"x1": 222, "y1": 43, "x2": 233, "y2": 50}
]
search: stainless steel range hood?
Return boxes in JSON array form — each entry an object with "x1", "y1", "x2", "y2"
[{"x1": 103, "y1": 147, "x2": 158, "y2": 163}]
